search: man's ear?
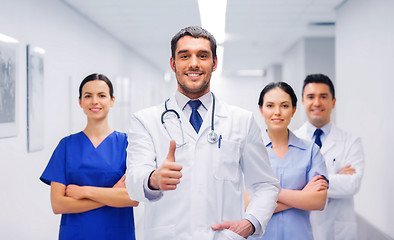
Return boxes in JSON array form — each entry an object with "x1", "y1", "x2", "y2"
[
  {"x1": 212, "y1": 56, "x2": 218, "y2": 72},
  {"x1": 170, "y1": 57, "x2": 176, "y2": 72}
]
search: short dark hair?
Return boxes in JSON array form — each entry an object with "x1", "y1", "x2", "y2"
[
  {"x1": 79, "y1": 73, "x2": 114, "y2": 99},
  {"x1": 258, "y1": 82, "x2": 297, "y2": 108},
  {"x1": 302, "y1": 74, "x2": 335, "y2": 99},
  {"x1": 171, "y1": 26, "x2": 217, "y2": 59}
]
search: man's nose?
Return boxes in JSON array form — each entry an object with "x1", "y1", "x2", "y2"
[{"x1": 189, "y1": 55, "x2": 199, "y2": 68}]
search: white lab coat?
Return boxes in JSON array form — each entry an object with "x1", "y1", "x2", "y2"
[
  {"x1": 126, "y1": 95, "x2": 280, "y2": 240},
  {"x1": 295, "y1": 123, "x2": 364, "y2": 240}
]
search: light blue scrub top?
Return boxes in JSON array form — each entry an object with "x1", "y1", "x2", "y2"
[
  {"x1": 40, "y1": 131, "x2": 135, "y2": 240},
  {"x1": 256, "y1": 130, "x2": 328, "y2": 240}
]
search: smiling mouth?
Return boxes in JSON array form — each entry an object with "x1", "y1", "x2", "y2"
[
  {"x1": 311, "y1": 109, "x2": 324, "y2": 114},
  {"x1": 90, "y1": 108, "x2": 102, "y2": 112},
  {"x1": 271, "y1": 118, "x2": 283, "y2": 122},
  {"x1": 186, "y1": 72, "x2": 202, "y2": 77}
]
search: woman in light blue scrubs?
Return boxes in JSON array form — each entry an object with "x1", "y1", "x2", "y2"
[
  {"x1": 250, "y1": 82, "x2": 328, "y2": 240},
  {"x1": 40, "y1": 73, "x2": 138, "y2": 240}
]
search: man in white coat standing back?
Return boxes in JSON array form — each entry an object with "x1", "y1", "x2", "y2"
[
  {"x1": 295, "y1": 74, "x2": 364, "y2": 240},
  {"x1": 126, "y1": 26, "x2": 280, "y2": 240}
]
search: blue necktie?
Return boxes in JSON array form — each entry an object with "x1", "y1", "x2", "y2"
[
  {"x1": 188, "y1": 100, "x2": 203, "y2": 133},
  {"x1": 314, "y1": 128, "x2": 323, "y2": 148}
]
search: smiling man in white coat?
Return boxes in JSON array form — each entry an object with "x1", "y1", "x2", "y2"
[
  {"x1": 295, "y1": 74, "x2": 364, "y2": 240},
  {"x1": 125, "y1": 26, "x2": 280, "y2": 240}
]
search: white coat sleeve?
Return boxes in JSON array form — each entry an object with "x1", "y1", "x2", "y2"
[
  {"x1": 328, "y1": 137, "x2": 364, "y2": 199},
  {"x1": 242, "y1": 115, "x2": 280, "y2": 238},
  {"x1": 125, "y1": 112, "x2": 161, "y2": 202}
]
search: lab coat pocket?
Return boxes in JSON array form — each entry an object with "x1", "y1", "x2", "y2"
[
  {"x1": 220, "y1": 229, "x2": 246, "y2": 240},
  {"x1": 214, "y1": 139, "x2": 241, "y2": 181},
  {"x1": 149, "y1": 225, "x2": 176, "y2": 240}
]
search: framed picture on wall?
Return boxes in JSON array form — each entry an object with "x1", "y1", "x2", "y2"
[
  {"x1": 0, "y1": 34, "x2": 18, "y2": 138},
  {"x1": 27, "y1": 45, "x2": 45, "y2": 152}
]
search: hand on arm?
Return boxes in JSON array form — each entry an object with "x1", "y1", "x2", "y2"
[
  {"x1": 339, "y1": 165, "x2": 356, "y2": 175},
  {"x1": 149, "y1": 140, "x2": 183, "y2": 191},
  {"x1": 277, "y1": 175, "x2": 327, "y2": 211},
  {"x1": 328, "y1": 137, "x2": 364, "y2": 198},
  {"x1": 113, "y1": 174, "x2": 127, "y2": 188},
  {"x1": 212, "y1": 219, "x2": 255, "y2": 238},
  {"x1": 303, "y1": 175, "x2": 328, "y2": 191},
  {"x1": 65, "y1": 175, "x2": 139, "y2": 208},
  {"x1": 51, "y1": 181, "x2": 104, "y2": 214}
]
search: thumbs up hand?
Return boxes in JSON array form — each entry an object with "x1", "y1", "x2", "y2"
[
  {"x1": 148, "y1": 140, "x2": 183, "y2": 191},
  {"x1": 166, "y1": 139, "x2": 176, "y2": 163}
]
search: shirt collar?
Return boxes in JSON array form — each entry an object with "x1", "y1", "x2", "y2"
[
  {"x1": 262, "y1": 129, "x2": 307, "y2": 150},
  {"x1": 175, "y1": 90, "x2": 211, "y2": 111},
  {"x1": 288, "y1": 130, "x2": 308, "y2": 150},
  {"x1": 305, "y1": 121, "x2": 332, "y2": 139}
]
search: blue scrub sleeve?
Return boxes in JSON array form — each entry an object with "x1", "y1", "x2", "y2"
[
  {"x1": 40, "y1": 138, "x2": 67, "y2": 186},
  {"x1": 307, "y1": 143, "x2": 329, "y2": 184}
]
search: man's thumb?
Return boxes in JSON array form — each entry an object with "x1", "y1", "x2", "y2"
[{"x1": 166, "y1": 140, "x2": 176, "y2": 162}]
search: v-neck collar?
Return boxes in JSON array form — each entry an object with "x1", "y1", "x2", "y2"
[
  {"x1": 262, "y1": 129, "x2": 308, "y2": 160},
  {"x1": 80, "y1": 131, "x2": 115, "y2": 149},
  {"x1": 263, "y1": 130, "x2": 307, "y2": 149}
]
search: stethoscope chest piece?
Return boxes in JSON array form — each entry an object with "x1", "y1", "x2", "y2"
[{"x1": 207, "y1": 131, "x2": 219, "y2": 144}]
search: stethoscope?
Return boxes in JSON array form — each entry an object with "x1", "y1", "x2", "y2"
[{"x1": 161, "y1": 93, "x2": 219, "y2": 147}]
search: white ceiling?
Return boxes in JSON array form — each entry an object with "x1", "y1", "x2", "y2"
[{"x1": 62, "y1": 0, "x2": 344, "y2": 78}]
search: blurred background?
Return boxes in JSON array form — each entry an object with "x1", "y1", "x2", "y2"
[{"x1": 0, "y1": 0, "x2": 393, "y2": 239}]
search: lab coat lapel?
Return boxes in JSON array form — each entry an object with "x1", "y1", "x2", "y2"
[
  {"x1": 212, "y1": 98, "x2": 228, "y2": 126},
  {"x1": 198, "y1": 97, "x2": 227, "y2": 140},
  {"x1": 197, "y1": 98, "x2": 214, "y2": 140},
  {"x1": 321, "y1": 124, "x2": 338, "y2": 155}
]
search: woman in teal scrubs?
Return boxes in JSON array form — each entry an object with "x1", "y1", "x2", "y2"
[
  {"x1": 40, "y1": 73, "x2": 138, "y2": 240},
  {"x1": 247, "y1": 82, "x2": 328, "y2": 240}
]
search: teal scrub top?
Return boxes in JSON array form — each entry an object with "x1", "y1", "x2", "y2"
[
  {"x1": 254, "y1": 130, "x2": 328, "y2": 240},
  {"x1": 40, "y1": 131, "x2": 135, "y2": 240}
]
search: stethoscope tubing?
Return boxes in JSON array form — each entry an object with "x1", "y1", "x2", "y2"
[{"x1": 161, "y1": 93, "x2": 218, "y2": 144}]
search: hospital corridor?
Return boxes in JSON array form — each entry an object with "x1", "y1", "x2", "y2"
[{"x1": 0, "y1": 0, "x2": 393, "y2": 239}]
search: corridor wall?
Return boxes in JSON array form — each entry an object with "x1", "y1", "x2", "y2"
[{"x1": 336, "y1": 0, "x2": 394, "y2": 238}]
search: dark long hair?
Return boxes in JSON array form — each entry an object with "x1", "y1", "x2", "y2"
[
  {"x1": 78, "y1": 73, "x2": 114, "y2": 99},
  {"x1": 258, "y1": 81, "x2": 297, "y2": 108}
]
